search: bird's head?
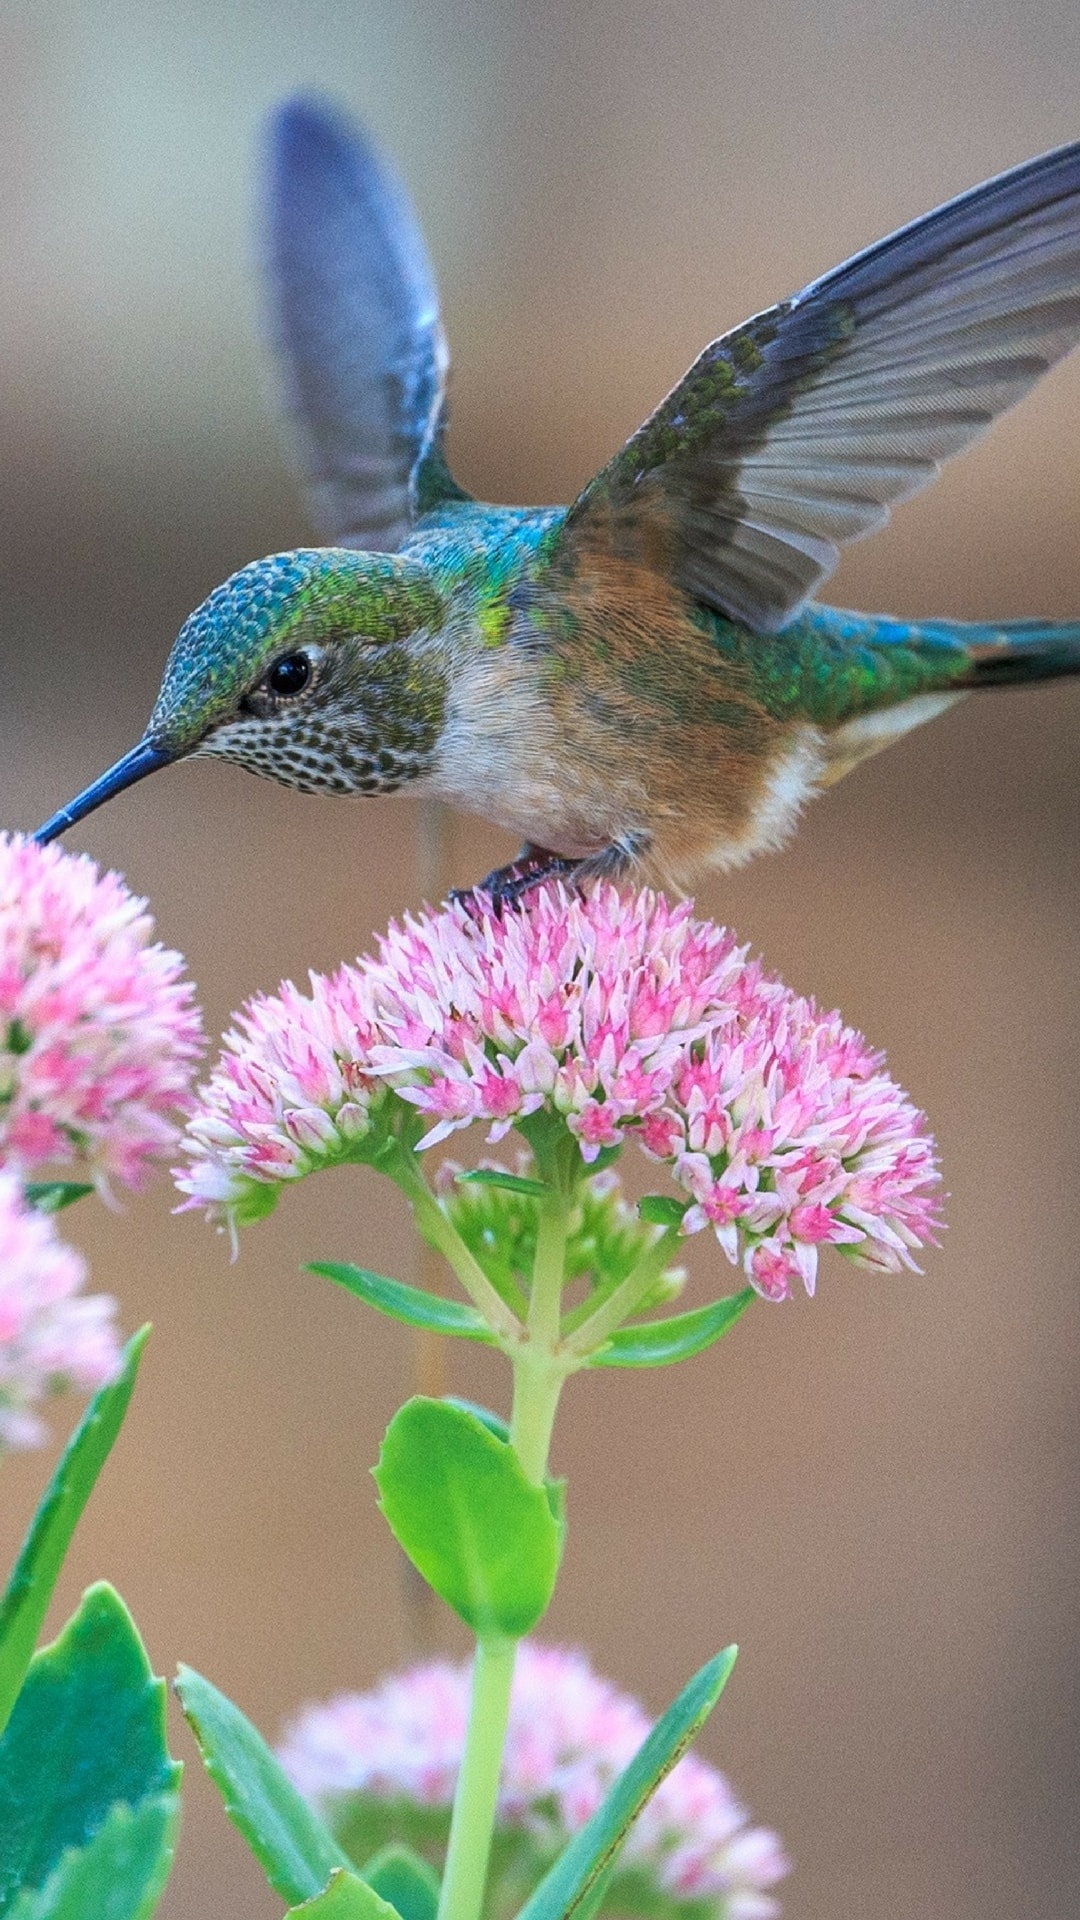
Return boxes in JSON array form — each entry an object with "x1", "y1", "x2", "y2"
[{"x1": 34, "y1": 547, "x2": 449, "y2": 843}]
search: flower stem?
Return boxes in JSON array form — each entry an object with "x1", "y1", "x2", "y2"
[
  {"x1": 563, "y1": 1225, "x2": 683, "y2": 1358},
  {"x1": 434, "y1": 1193, "x2": 573, "y2": 1918},
  {"x1": 435, "y1": 1154, "x2": 576, "y2": 1920},
  {"x1": 435, "y1": 1635, "x2": 517, "y2": 1920},
  {"x1": 386, "y1": 1144, "x2": 523, "y2": 1345},
  {"x1": 528, "y1": 1190, "x2": 569, "y2": 1347},
  {"x1": 509, "y1": 1344, "x2": 568, "y2": 1486}
]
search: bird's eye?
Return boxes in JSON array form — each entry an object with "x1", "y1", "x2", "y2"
[{"x1": 266, "y1": 652, "x2": 312, "y2": 698}]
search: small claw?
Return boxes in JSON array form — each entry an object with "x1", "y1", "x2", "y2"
[
  {"x1": 451, "y1": 846, "x2": 584, "y2": 917},
  {"x1": 450, "y1": 835, "x2": 649, "y2": 917}
]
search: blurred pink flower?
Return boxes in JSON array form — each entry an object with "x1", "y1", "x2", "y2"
[
  {"x1": 0, "y1": 1172, "x2": 121, "y2": 1450},
  {"x1": 177, "y1": 884, "x2": 939, "y2": 1298},
  {"x1": 278, "y1": 1642, "x2": 789, "y2": 1919},
  {"x1": 0, "y1": 833, "x2": 203, "y2": 1193}
]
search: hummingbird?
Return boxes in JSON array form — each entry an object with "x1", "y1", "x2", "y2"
[{"x1": 34, "y1": 98, "x2": 1080, "y2": 900}]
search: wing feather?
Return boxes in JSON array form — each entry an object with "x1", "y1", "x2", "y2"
[
  {"x1": 562, "y1": 139, "x2": 1080, "y2": 629},
  {"x1": 263, "y1": 95, "x2": 465, "y2": 551}
]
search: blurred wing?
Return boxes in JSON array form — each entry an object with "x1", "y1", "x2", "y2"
[
  {"x1": 264, "y1": 95, "x2": 467, "y2": 551},
  {"x1": 562, "y1": 139, "x2": 1080, "y2": 631}
]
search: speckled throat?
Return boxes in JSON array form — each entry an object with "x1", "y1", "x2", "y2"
[{"x1": 194, "y1": 637, "x2": 447, "y2": 796}]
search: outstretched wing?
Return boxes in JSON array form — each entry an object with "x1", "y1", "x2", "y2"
[
  {"x1": 561, "y1": 140, "x2": 1080, "y2": 631},
  {"x1": 263, "y1": 95, "x2": 467, "y2": 552}
]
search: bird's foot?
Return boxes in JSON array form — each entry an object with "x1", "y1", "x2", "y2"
[
  {"x1": 452, "y1": 845, "x2": 583, "y2": 916},
  {"x1": 452, "y1": 836, "x2": 648, "y2": 916}
]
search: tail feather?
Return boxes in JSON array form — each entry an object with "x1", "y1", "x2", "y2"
[
  {"x1": 785, "y1": 604, "x2": 1080, "y2": 725},
  {"x1": 806, "y1": 606, "x2": 1080, "y2": 786},
  {"x1": 950, "y1": 619, "x2": 1080, "y2": 688}
]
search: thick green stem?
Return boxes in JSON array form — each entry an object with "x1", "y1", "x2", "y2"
[
  {"x1": 527, "y1": 1192, "x2": 569, "y2": 1347},
  {"x1": 563, "y1": 1226, "x2": 683, "y2": 1359},
  {"x1": 433, "y1": 1153, "x2": 577, "y2": 1920},
  {"x1": 387, "y1": 1144, "x2": 523, "y2": 1345},
  {"x1": 509, "y1": 1345, "x2": 568, "y2": 1486},
  {"x1": 435, "y1": 1635, "x2": 517, "y2": 1920}
]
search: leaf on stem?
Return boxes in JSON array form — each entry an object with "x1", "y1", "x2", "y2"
[
  {"x1": 0, "y1": 1329, "x2": 150, "y2": 1740},
  {"x1": 590, "y1": 1292, "x2": 753, "y2": 1368},
  {"x1": 6, "y1": 1796, "x2": 177, "y2": 1920},
  {"x1": 444, "y1": 1398, "x2": 509, "y2": 1443},
  {"x1": 284, "y1": 1869, "x2": 400, "y2": 1920},
  {"x1": 359, "y1": 1846, "x2": 440, "y2": 1920},
  {"x1": 308, "y1": 1266, "x2": 496, "y2": 1344},
  {"x1": 514, "y1": 1648, "x2": 738, "y2": 1920},
  {"x1": 0, "y1": 1584, "x2": 181, "y2": 1917},
  {"x1": 636, "y1": 1196, "x2": 689, "y2": 1227},
  {"x1": 174, "y1": 1666, "x2": 355, "y2": 1906},
  {"x1": 454, "y1": 1170, "x2": 550, "y2": 1198},
  {"x1": 22, "y1": 1184, "x2": 95, "y2": 1216},
  {"x1": 374, "y1": 1399, "x2": 563, "y2": 1637}
]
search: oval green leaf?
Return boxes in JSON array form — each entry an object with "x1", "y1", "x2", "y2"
[
  {"x1": 174, "y1": 1665, "x2": 352, "y2": 1906},
  {"x1": 515, "y1": 1648, "x2": 738, "y2": 1920},
  {"x1": 591, "y1": 1292, "x2": 753, "y2": 1368},
  {"x1": 7, "y1": 1796, "x2": 177, "y2": 1920},
  {"x1": 0, "y1": 1329, "x2": 150, "y2": 1739},
  {"x1": 0, "y1": 1584, "x2": 180, "y2": 1916},
  {"x1": 373, "y1": 1399, "x2": 562, "y2": 1637},
  {"x1": 308, "y1": 1265, "x2": 495, "y2": 1343}
]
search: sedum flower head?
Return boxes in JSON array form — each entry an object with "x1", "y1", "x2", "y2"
[
  {"x1": 278, "y1": 1642, "x2": 788, "y2": 1920},
  {"x1": 0, "y1": 833, "x2": 203, "y2": 1193},
  {"x1": 0, "y1": 1172, "x2": 121, "y2": 1450},
  {"x1": 178, "y1": 885, "x2": 939, "y2": 1300}
]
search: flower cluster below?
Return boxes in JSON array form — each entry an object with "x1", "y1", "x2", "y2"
[
  {"x1": 0, "y1": 832, "x2": 203, "y2": 1193},
  {"x1": 177, "y1": 884, "x2": 940, "y2": 1300},
  {"x1": 0, "y1": 1173, "x2": 120, "y2": 1450},
  {"x1": 278, "y1": 1642, "x2": 788, "y2": 1920}
]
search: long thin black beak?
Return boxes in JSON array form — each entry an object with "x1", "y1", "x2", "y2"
[{"x1": 34, "y1": 740, "x2": 172, "y2": 845}]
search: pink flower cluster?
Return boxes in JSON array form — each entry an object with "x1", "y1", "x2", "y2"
[
  {"x1": 0, "y1": 833, "x2": 203, "y2": 1192},
  {"x1": 0, "y1": 1173, "x2": 120, "y2": 1450},
  {"x1": 0, "y1": 833, "x2": 203, "y2": 1445},
  {"x1": 177, "y1": 885, "x2": 939, "y2": 1299},
  {"x1": 278, "y1": 1642, "x2": 788, "y2": 1920}
]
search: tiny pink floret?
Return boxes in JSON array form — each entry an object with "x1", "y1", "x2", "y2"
[
  {"x1": 178, "y1": 884, "x2": 940, "y2": 1298},
  {"x1": 278, "y1": 1642, "x2": 789, "y2": 1916}
]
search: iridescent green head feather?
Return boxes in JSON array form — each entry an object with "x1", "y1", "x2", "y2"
[
  {"x1": 152, "y1": 547, "x2": 445, "y2": 754},
  {"x1": 33, "y1": 546, "x2": 449, "y2": 844}
]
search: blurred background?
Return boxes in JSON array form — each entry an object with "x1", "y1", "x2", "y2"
[{"x1": 2, "y1": 1, "x2": 1080, "y2": 1914}]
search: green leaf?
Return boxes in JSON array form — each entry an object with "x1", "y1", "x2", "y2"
[
  {"x1": 6, "y1": 1796, "x2": 177, "y2": 1920},
  {"x1": 444, "y1": 1398, "x2": 510, "y2": 1444},
  {"x1": 636, "y1": 1195, "x2": 689, "y2": 1227},
  {"x1": 308, "y1": 1265, "x2": 495, "y2": 1345},
  {"x1": 0, "y1": 1329, "x2": 149, "y2": 1739},
  {"x1": 359, "y1": 1846, "x2": 440, "y2": 1920},
  {"x1": 0, "y1": 1583, "x2": 181, "y2": 1916},
  {"x1": 454, "y1": 1169, "x2": 550, "y2": 1198},
  {"x1": 591, "y1": 1292, "x2": 753, "y2": 1368},
  {"x1": 23, "y1": 1184, "x2": 95, "y2": 1216},
  {"x1": 515, "y1": 1648, "x2": 738, "y2": 1920},
  {"x1": 373, "y1": 1399, "x2": 562, "y2": 1637},
  {"x1": 174, "y1": 1664, "x2": 353, "y2": 1905},
  {"x1": 285, "y1": 1870, "x2": 400, "y2": 1920}
]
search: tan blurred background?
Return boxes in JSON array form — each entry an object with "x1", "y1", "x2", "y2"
[{"x1": 2, "y1": 1, "x2": 1080, "y2": 1914}]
